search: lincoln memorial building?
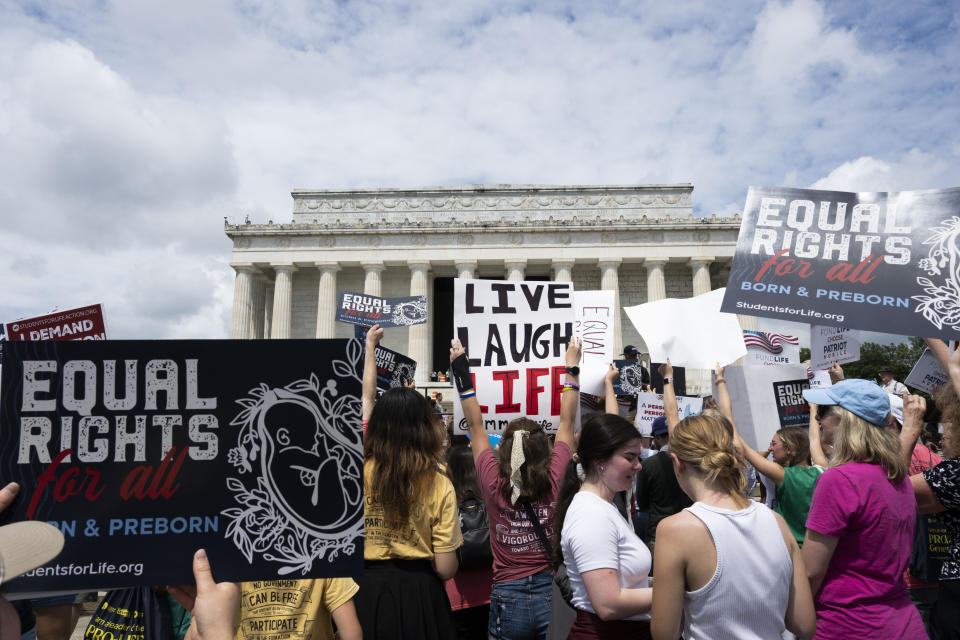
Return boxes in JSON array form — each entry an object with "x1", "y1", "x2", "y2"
[{"x1": 225, "y1": 184, "x2": 749, "y2": 394}]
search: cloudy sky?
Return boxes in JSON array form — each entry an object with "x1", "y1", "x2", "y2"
[{"x1": 0, "y1": 0, "x2": 957, "y2": 344}]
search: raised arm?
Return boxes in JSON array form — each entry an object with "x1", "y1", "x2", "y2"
[
  {"x1": 603, "y1": 364, "x2": 619, "y2": 416},
  {"x1": 450, "y1": 339, "x2": 489, "y2": 462},
  {"x1": 827, "y1": 360, "x2": 844, "y2": 384},
  {"x1": 923, "y1": 337, "x2": 951, "y2": 372},
  {"x1": 713, "y1": 364, "x2": 734, "y2": 423},
  {"x1": 658, "y1": 360, "x2": 679, "y2": 433},
  {"x1": 557, "y1": 338, "x2": 582, "y2": 448},
  {"x1": 807, "y1": 403, "x2": 828, "y2": 468},
  {"x1": 362, "y1": 325, "x2": 383, "y2": 423},
  {"x1": 900, "y1": 392, "x2": 947, "y2": 514}
]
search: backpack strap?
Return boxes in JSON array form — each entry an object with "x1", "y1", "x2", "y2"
[{"x1": 521, "y1": 501, "x2": 557, "y2": 570}]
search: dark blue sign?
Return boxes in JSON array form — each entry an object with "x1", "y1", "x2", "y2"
[{"x1": 0, "y1": 339, "x2": 363, "y2": 593}]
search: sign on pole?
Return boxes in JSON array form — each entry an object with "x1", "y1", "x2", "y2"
[
  {"x1": 0, "y1": 339, "x2": 364, "y2": 593},
  {"x1": 453, "y1": 278, "x2": 574, "y2": 433},
  {"x1": 809, "y1": 325, "x2": 861, "y2": 370},
  {"x1": 721, "y1": 186, "x2": 960, "y2": 339}
]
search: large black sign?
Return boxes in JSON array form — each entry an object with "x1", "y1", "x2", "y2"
[
  {"x1": 721, "y1": 186, "x2": 960, "y2": 338},
  {"x1": 0, "y1": 339, "x2": 363, "y2": 593},
  {"x1": 773, "y1": 379, "x2": 811, "y2": 428},
  {"x1": 373, "y1": 344, "x2": 416, "y2": 391}
]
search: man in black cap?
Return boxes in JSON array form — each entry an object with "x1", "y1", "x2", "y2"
[{"x1": 879, "y1": 366, "x2": 908, "y2": 396}]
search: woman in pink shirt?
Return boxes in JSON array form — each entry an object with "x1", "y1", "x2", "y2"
[
  {"x1": 451, "y1": 337, "x2": 579, "y2": 640},
  {"x1": 801, "y1": 380, "x2": 926, "y2": 639}
]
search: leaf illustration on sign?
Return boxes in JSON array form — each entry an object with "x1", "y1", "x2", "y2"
[
  {"x1": 914, "y1": 216, "x2": 960, "y2": 332},
  {"x1": 222, "y1": 342, "x2": 363, "y2": 575}
]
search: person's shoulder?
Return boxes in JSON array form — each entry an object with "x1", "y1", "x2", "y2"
[{"x1": 657, "y1": 509, "x2": 706, "y2": 538}]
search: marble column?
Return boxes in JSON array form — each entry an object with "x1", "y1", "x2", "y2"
[
  {"x1": 362, "y1": 261, "x2": 385, "y2": 297},
  {"x1": 552, "y1": 259, "x2": 575, "y2": 283},
  {"x1": 598, "y1": 259, "x2": 624, "y2": 357},
  {"x1": 688, "y1": 257, "x2": 715, "y2": 394},
  {"x1": 229, "y1": 264, "x2": 256, "y2": 339},
  {"x1": 315, "y1": 262, "x2": 340, "y2": 339},
  {"x1": 263, "y1": 285, "x2": 274, "y2": 340},
  {"x1": 270, "y1": 263, "x2": 296, "y2": 339},
  {"x1": 408, "y1": 261, "x2": 431, "y2": 384},
  {"x1": 689, "y1": 257, "x2": 714, "y2": 296},
  {"x1": 455, "y1": 260, "x2": 477, "y2": 280},
  {"x1": 505, "y1": 259, "x2": 526, "y2": 282},
  {"x1": 645, "y1": 258, "x2": 668, "y2": 302},
  {"x1": 251, "y1": 277, "x2": 266, "y2": 339}
]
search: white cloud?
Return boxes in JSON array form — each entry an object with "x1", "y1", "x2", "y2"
[{"x1": 810, "y1": 149, "x2": 955, "y2": 193}]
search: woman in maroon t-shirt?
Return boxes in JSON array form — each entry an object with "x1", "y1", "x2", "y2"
[{"x1": 451, "y1": 338, "x2": 579, "y2": 640}]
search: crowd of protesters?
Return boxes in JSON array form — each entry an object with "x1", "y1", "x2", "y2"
[{"x1": 2, "y1": 323, "x2": 959, "y2": 640}]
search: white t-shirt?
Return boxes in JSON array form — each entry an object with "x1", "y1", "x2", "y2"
[{"x1": 561, "y1": 490, "x2": 652, "y2": 621}]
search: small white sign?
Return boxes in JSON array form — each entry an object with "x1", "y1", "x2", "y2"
[
  {"x1": 635, "y1": 392, "x2": 703, "y2": 435},
  {"x1": 905, "y1": 349, "x2": 949, "y2": 394},
  {"x1": 743, "y1": 330, "x2": 801, "y2": 367},
  {"x1": 573, "y1": 290, "x2": 616, "y2": 396},
  {"x1": 810, "y1": 325, "x2": 861, "y2": 370}
]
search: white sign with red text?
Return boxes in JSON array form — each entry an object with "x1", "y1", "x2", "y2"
[
  {"x1": 635, "y1": 392, "x2": 703, "y2": 435},
  {"x1": 453, "y1": 278, "x2": 575, "y2": 433}
]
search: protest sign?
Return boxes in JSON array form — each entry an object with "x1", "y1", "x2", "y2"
[
  {"x1": 0, "y1": 339, "x2": 363, "y2": 593},
  {"x1": 573, "y1": 290, "x2": 615, "y2": 396},
  {"x1": 772, "y1": 379, "x2": 812, "y2": 428},
  {"x1": 721, "y1": 365, "x2": 810, "y2": 450},
  {"x1": 453, "y1": 278, "x2": 574, "y2": 433},
  {"x1": 635, "y1": 393, "x2": 703, "y2": 435},
  {"x1": 649, "y1": 363, "x2": 687, "y2": 396},
  {"x1": 743, "y1": 330, "x2": 801, "y2": 367},
  {"x1": 808, "y1": 370, "x2": 832, "y2": 389},
  {"x1": 336, "y1": 292, "x2": 426, "y2": 328},
  {"x1": 810, "y1": 325, "x2": 861, "y2": 370},
  {"x1": 721, "y1": 186, "x2": 960, "y2": 339},
  {"x1": 611, "y1": 359, "x2": 648, "y2": 396},
  {"x1": 4, "y1": 304, "x2": 107, "y2": 342},
  {"x1": 624, "y1": 288, "x2": 746, "y2": 369},
  {"x1": 905, "y1": 349, "x2": 949, "y2": 393},
  {"x1": 373, "y1": 344, "x2": 416, "y2": 391}
]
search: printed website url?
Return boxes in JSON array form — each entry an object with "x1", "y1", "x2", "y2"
[
  {"x1": 23, "y1": 561, "x2": 144, "y2": 578},
  {"x1": 735, "y1": 301, "x2": 845, "y2": 323}
]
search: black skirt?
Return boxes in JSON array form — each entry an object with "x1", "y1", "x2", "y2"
[{"x1": 354, "y1": 559, "x2": 458, "y2": 640}]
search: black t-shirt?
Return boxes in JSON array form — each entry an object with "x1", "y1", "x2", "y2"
[
  {"x1": 924, "y1": 458, "x2": 960, "y2": 580},
  {"x1": 635, "y1": 450, "x2": 693, "y2": 542}
]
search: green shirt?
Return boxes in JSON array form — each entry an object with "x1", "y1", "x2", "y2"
[{"x1": 775, "y1": 465, "x2": 824, "y2": 547}]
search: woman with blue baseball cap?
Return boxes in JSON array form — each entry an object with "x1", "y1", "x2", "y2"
[{"x1": 799, "y1": 379, "x2": 926, "y2": 639}]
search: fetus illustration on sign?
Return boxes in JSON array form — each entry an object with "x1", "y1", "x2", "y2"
[
  {"x1": 391, "y1": 297, "x2": 427, "y2": 326},
  {"x1": 223, "y1": 342, "x2": 363, "y2": 574}
]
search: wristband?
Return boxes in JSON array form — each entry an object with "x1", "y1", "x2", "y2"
[
  {"x1": 459, "y1": 391, "x2": 476, "y2": 400},
  {"x1": 663, "y1": 377, "x2": 673, "y2": 384},
  {"x1": 562, "y1": 381, "x2": 580, "y2": 390},
  {"x1": 450, "y1": 354, "x2": 473, "y2": 393}
]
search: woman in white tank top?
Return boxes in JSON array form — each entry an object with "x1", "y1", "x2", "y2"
[{"x1": 649, "y1": 363, "x2": 816, "y2": 640}]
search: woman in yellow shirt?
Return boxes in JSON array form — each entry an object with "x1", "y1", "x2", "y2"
[{"x1": 356, "y1": 326, "x2": 463, "y2": 639}]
